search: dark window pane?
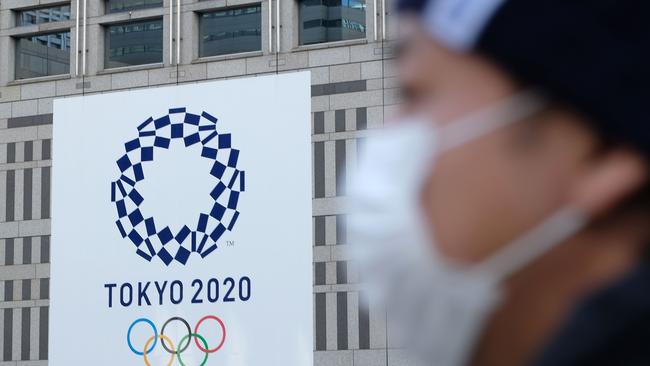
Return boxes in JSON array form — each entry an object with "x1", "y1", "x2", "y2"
[
  {"x1": 105, "y1": 19, "x2": 163, "y2": 69},
  {"x1": 3, "y1": 309, "x2": 12, "y2": 361},
  {"x1": 336, "y1": 261, "x2": 347, "y2": 284},
  {"x1": 336, "y1": 214, "x2": 347, "y2": 244},
  {"x1": 358, "y1": 292, "x2": 370, "y2": 349},
  {"x1": 314, "y1": 216, "x2": 326, "y2": 245},
  {"x1": 107, "y1": 0, "x2": 163, "y2": 13},
  {"x1": 314, "y1": 262, "x2": 326, "y2": 285},
  {"x1": 199, "y1": 5, "x2": 262, "y2": 57},
  {"x1": 335, "y1": 140, "x2": 346, "y2": 195},
  {"x1": 337, "y1": 292, "x2": 349, "y2": 350},
  {"x1": 315, "y1": 293, "x2": 327, "y2": 350},
  {"x1": 15, "y1": 32, "x2": 71, "y2": 79},
  {"x1": 17, "y1": 5, "x2": 71, "y2": 26},
  {"x1": 314, "y1": 142, "x2": 325, "y2": 198},
  {"x1": 299, "y1": 0, "x2": 366, "y2": 45}
]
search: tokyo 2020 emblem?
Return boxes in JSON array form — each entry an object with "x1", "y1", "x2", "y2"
[{"x1": 110, "y1": 108, "x2": 245, "y2": 266}]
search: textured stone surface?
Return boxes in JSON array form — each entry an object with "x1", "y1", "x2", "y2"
[
  {"x1": 20, "y1": 83, "x2": 55, "y2": 100},
  {"x1": 309, "y1": 47, "x2": 351, "y2": 67},
  {"x1": 10, "y1": 100, "x2": 38, "y2": 118},
  {"x1": 206, "y1": 59, "x2": 246, "y2": 79},
  {"x1": 110, "y1": 70, "x2": 149, "y2": 90}
]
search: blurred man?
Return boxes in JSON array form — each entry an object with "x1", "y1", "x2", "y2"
[{"x1": 350, "y1": 1, "x2": 650, "y2": 365}]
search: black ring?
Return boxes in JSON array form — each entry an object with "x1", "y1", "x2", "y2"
[{"x1": 160, "y1": 317, "x2": 192, "y2": 354}]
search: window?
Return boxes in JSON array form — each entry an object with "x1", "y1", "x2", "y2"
[
  {"x1": 105, "y1": 19, "x2": 163, "y2": 69},
  {"x1": 15, "y1": 32, "x2": 71, "y2": 79},
  {"x1": 299, "y1": 0, "x2": 366, "y2": 45},
  {"x1": 17, "y1": 4, "x2": 71, "y2": 26},
  {"x1": 106, "y1": 0, "x2": 163, "y2": 13},
  {"x1": 13, "y1": 4, "x2": 72, "y2": 79},
  {"x1": 199, "y1": 5, "x2": 262, "y2": 57}
]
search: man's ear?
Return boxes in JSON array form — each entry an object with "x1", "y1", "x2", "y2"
[{"x1": 570, "y1": 147, "x2": 648, "y2": 216}]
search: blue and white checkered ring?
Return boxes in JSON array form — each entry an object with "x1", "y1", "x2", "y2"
[{"x1": 110, "y1": 108, "x2": 245, "y2": 266}]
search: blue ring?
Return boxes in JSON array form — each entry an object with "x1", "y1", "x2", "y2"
[{"x1": 127, "y1": 318, "x2": 158, "y2": 355}]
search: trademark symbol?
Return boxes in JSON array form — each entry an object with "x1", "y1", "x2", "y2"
[{"x1": 226, "y1": 240, "x2": 235, "y2": 247}]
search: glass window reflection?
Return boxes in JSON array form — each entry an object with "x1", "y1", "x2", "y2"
[
  {"x1": 18, "y1": 5, "x2": 71, "y2": 26},
  {"x1": 107, "y1": 0, "x2": 163, "y2": 13},
  {"x1": 199, "y1": 5, "x2": 262, "y2": 58},
  {"x1": 105, "y1": 19, "x2": 163, "y2": 69},
  {"x1": 15, "y1": 32, "x2": 71, "y2": 80},
  {"x1": 299, "y1": 0, "x2": 366, "y2": 45}
]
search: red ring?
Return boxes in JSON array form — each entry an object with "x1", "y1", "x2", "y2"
[{"x1": 194, "y1": 315, "x2": 226, "y2": 353}]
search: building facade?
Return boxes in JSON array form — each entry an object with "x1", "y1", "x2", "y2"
[{"x1": 0, "y1": 0, "x2": 403, "y2": 364}]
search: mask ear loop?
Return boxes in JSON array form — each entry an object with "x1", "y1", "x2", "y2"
[
  {"x1": 414, "y1": 90, "x2": 550, "y2": 269},
  {"x1": 430, "y1": 90, "x2": 588, "y2": 281},
  {"x1": 470, "y1": 206, "x2": 589, "y2": 282},
  {"x1": 437, "y1": 90, "x2": 548, "y2": 153}
]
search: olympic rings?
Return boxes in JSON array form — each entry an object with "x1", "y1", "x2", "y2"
[
  {"x1": 143, "y1": 335, "x2": 175, "y2": 366},
  {"x1": 128, "y1": 318, "x2": 158, "y2": 355},
  {"x1": 127, "y1": 315, "x2": 226, "y2": 365},
  {"x1": 161, "y1": 317, "x2": 192, "y2": 354},
  {"x1": 177, "y1": 334, "x2": 209, "y2": 366},
  {"x1": 194, "y1": 315, "x2": 226, "y2": 353}
]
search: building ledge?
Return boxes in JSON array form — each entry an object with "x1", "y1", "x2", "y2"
[
  {"x1": 293, "y1": 38, "x2": 368, "y2": 52},
  {"x1": 191, "y1": 50, "x2": 264, "y2": 64},
  {"x1": 7, "y1": 74, "x2": 71, "y2": 86},
  {"x1": 97, "y1": 62, "x2": 164, "y2": 75}
]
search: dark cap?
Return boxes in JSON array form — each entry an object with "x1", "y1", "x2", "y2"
[{"x1": 398, "y1": 0, "x2": 650, "y2": 159}]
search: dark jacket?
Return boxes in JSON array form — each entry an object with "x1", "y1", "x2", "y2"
[{"x1": 533, "y1": 258, "x2": 650, "y2": 366}]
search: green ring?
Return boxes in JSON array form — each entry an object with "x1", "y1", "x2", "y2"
[{"x1": 176, "y1": 333, "x2": 209, "y2": 366}]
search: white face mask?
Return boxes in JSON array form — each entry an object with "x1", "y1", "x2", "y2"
[{"x1": 349, "y1": 91, "x2": 589, "y2": 366}]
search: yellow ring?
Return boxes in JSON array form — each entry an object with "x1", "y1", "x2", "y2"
[{"x1": 143, "y1": 334, "x2": 175, "y2": 366}]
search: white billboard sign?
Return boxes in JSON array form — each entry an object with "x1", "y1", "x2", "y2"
[{"x1": 50, "y1": 73, "x2": 313, "y2": 366}]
